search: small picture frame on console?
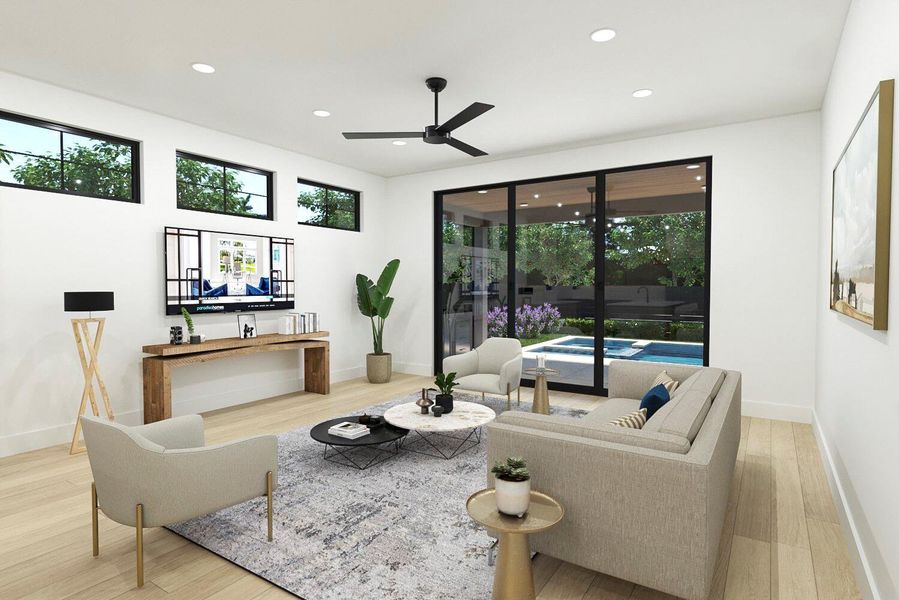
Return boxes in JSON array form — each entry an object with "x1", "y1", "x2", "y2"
[{"x1": 237, "y1": 313, "x2": 258, "y2": 339}]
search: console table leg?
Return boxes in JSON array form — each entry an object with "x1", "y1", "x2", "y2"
[
  {"x1": 142, "y1": 357, "x2": 170, "y2": 423},
  {"x1": 304, "y1": 345, "x2": 330, "y2": 394}
]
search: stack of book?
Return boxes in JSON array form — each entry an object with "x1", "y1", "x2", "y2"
[
  {"x1": 278, "y1": 312, "x2": 321, "y2": 335},
  {"x1": 327, "y1": 421, "x2": 369, "y2": 439}
]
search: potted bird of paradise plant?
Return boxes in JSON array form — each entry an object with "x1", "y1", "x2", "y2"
[{"x1": 356, "y1": 259, "x2": 400, "y2": 383}]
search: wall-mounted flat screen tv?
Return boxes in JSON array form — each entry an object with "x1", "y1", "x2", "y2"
[{"x1": 165, "y1": 226, "x2": 295, "y2": 315}]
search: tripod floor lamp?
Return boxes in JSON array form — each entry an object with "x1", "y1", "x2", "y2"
[{"x1": 65, "y1": 291, "x2": 115, "y2": 455}]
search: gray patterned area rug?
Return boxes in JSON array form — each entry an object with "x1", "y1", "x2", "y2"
[{"x1": 168, "y1": 392, "x2": 588, "y2": 600}]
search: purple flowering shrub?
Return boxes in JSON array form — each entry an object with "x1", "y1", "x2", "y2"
[{"x1": 487, "y1": 303, "x2": 562, "y2": 339}]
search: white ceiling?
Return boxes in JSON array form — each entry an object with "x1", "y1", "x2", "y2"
[{"x1": 0, "y1": 0, "x2": 849, "y2": 177}]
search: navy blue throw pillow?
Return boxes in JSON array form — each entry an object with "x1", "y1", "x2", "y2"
[{"x1": 639, "y1": 383, "x2": 671, "y2": 419}]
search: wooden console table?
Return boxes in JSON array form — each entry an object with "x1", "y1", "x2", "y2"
[{"x1": 142, "y1": 332, "x2": 330, "y2": 424}]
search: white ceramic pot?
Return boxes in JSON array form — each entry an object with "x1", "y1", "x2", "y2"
[{"x1": 495, "y1": 478, "x2": 531, "y2": 517}]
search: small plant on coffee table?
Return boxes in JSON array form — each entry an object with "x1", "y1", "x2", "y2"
[
  {"x1": 491, "y1": 457, "x2": 530, "y2": 482},
  {"x1": 434, "y1": 371, "x2": 458, "y2": 395}
]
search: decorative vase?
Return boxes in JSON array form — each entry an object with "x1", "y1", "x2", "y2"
[
  {"x1": 189, "y1": 334, "x2": 201, "y2": 344},
  {"x1": 435, "y1": 393, "x2": 454, "y2": 414},
  {"x1": 495, "y1": 478, "x2": 531, "y2": 517},
  {"x1": 366, "y1": 353, "x2": 392, "y2": 383}
]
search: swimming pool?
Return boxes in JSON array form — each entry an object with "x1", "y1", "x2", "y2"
[{"x1": 529, "y1": 336, "x2": 704, "y2": 366}]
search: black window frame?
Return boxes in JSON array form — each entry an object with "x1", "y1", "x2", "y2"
[
  {"x1": 0, "y1": 109, "x2": 141, "y2": 203},
  {"x1": 175, "y1": 150, "x2": 274, "y2": 221},
  {"x1": 296, "y1": 177, "x2": 361, "y2": 232}
]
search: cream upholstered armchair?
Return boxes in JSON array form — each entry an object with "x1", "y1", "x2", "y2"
[
  {"x1": 442, "y1": 337, "x2": 523, "y2": 410},
  {"x1": 81, "y1": 414, "x2": 278, "y2": 587}
]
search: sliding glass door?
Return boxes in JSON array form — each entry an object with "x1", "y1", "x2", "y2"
[
  {"x1": 435, "y1": 157, "x2": 710, "y2": 396},
  {"x1": 514, "y1": 176, "x2": 598, "y2": 390}
]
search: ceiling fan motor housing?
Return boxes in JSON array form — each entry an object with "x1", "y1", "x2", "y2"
[{"x1": 424, "y1": 125, "x2": 449, "y2": 144}]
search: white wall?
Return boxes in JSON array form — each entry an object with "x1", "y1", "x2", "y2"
[
  {"x1": 0, "y1": 71, "x2": 389, "y2": 457},
  {"x1": 816, "y1": 1, "x2": 899, "y2": 598},
  {"x1": 386, "y1": 112, "x2": 822, "y2": 421}
]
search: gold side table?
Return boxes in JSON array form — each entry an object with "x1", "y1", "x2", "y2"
[
  {"x1": 466, "y1": 488, "x2": 564, "y2": 600},
  {"x1": 523, "y1": 367, "x2": 559, "y2": 415}
]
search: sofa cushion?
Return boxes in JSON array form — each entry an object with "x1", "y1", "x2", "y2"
[
  {"x1": 652, "y1": 370, "x2": 680, "y2": 394},
  {"x1": 643, "y1": 367, "x2": 726, "y2": 442},
  {"x1": 581, "y1": 397, "x2": 642, "y2": 425},
  {"x1": 494, "y1": 412, "x2": 691, "y2": 454},
  {"x1": 608, "y1": 408, "x2": 647, "y2": 429},
  {"x1": 639, "y1": 383, "x2": 671, "y2": 419}
]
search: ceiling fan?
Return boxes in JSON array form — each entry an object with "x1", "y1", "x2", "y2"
[{"x1": 342, "y1": 77, "x2": 494, "y2": 157}]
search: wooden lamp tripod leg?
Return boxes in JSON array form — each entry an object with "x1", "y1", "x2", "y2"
[{"x1": 70, "y1": 318, "x2": 114, "y2": 455}]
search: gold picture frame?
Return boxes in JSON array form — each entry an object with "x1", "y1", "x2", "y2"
[{"x1": 830, "y1": 79, "x2": 894, "y2": 330}]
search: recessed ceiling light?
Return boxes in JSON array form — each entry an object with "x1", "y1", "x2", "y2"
[
  {"x1": 392, "y1": 140, "x2": 407, "y2": 146},
  {"x1": 574, "y1": 211, "x2": 581, "y2": 216},
  {"x1": 590, "y1": 28, "x2": 617, "y2": 43},
  {"x1": 312, "y1": 109, "x2": 331, "y2": 117},
  {"x1": 534, "y1": 193, "x2": 540, "y2": 199},
  {"x1": 519, "y1": 203, "x2": 529, "y2": 207},
  {"x1": 686, "y1": 164, "x2": 701, "y2": 170},
  {"x1": 556, "y1": 202, "x2": 563, "y2": 208},
  {"x1": 701, "y1": 185, "x2": 707, "y2": 192},
  {"x1": 632, "y1": 89, "x2": 653, "y2": 98},
  {"x1": 695, "y1": 175, "x2": 702, "y2": 181},
  {"x1": 477, "y1": 190, "x2": 488, "y2": 194},
  {"x1": 191, "y1": 63, "x2": 215, "y2": 74}
]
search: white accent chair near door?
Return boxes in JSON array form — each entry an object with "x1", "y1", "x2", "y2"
[
  {"x1": 442, "y1": 337, "x2": 523, "y2": 411},
  {"x1": 80, "y1": 414, "x2": 278, "y2": 587}
]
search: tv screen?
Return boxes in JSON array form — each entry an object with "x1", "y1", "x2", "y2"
[{"x1": 165, "y1": 226, "x2": 295, "y2": 315}]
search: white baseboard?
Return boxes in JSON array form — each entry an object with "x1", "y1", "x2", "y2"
[
  {"x1": 393, "y1": 361, "x2": 432, "y2": 376},
  {"x1": 0, "y1": 365, "x2": 367, "y2": 459},
  {"x1": 812, "y1": 412, "x2": 881, "y2": 600},
  {"x1": 741, "y1": 399, "x2": 812, "y2": 423}
]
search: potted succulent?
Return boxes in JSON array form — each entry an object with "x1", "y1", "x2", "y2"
[
  {"x1": 181, "y1": 307, "x2": 201, "y2": 344},
  {"x1": 491, "y1": 457, "x2": 531, "y2": 517},
  {"x1": 434, "y1": 371, "x2": 458, "y2": 414},
  {"x1": 356, "y1": 259, "x2": 400, "y2": 383}
]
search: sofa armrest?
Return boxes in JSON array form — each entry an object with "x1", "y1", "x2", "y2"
[
  {"x1": 486, "y1": 422, "x2": 713, "y2": 598},
  {"x1": 498, "y1": 355, "x2": 523, "y2": 391},
  {"x1": 442, "y1": 350, "x2": 479, "y2": 378},
  {"x1": 131, "y1": 414, "x2": 205, "y2": 449}
]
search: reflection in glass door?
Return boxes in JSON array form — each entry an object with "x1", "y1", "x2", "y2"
[
  {"x1": 514, "y1": 176, "x2": 598, "y2": 389},
  {"x1": 439, "y1": 188, "x2": 509, "y2": 360}
]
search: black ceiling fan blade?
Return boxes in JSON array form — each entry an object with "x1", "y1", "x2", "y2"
[
  {"x1": 446, "y1": 137, "x2": 488, "y2": 157},
  {"x1": 436, "y1": 102, "x2": 494, "y2": 133},
  {"x1": 342, "y1": 131, "x2": 422, "y2": 140}
]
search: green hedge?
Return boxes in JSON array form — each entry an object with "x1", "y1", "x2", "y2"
[{"x1": 560, "y1": 318, "x2": 704, "y2": 342}]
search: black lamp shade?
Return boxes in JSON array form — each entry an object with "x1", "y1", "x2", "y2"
[{"x1": 64, "y1": 291, "x2": 115, "y2": 312}]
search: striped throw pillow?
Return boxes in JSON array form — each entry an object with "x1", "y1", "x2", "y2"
[
  {"x1": 609, "y1": 408, "x2": 648, "y2": 429},
  {"x1": 652, "y1": 371, "x2": 679, "y2": 395}
]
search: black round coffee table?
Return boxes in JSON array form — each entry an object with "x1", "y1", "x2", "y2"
[{"x1": 310, "y1": 416, "x2": 408, "y2": 470}]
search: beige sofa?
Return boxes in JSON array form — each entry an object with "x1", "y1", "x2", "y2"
[{"x1": 486, "y1": 360, "x2": 741, "y2": 600}]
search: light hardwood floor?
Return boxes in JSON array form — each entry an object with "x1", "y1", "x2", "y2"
[{"x1": 0, "y1": 374, "x2": 860, "y2": 599}]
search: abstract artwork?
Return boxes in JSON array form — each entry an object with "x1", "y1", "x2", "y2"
[{"x1": 830, "y1": 79, "x2": 894, "y2": 330}]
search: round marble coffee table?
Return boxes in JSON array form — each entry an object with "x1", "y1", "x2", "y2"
[{"x1": 384, "y1": 401, "x2": 496, "y2": 459}]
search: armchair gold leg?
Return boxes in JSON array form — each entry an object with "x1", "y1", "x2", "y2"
[
  {"x1": 266, "y1": 471, "x2": 273, "y2": 542},
  {"x1": 481, "y1": 392, "x2": 485, "y2": 403},
  {"x1": 135, "y1": 504, "x2": 144, "y2": 588},
  {"x1": 506, "y1": 383, "x2": 511, "y2": 411},
  {"x1": 91, "y1": 482, "x2": 99, "y2": 557},
  {"x1": 517, "y1": 387, "x2": 521, "y2": 406}
]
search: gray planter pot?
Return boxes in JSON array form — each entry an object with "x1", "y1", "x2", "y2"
[{"x1": 366, "y1": 353, "x2": 392, "y2": 383}]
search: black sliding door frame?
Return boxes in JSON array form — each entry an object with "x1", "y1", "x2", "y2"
[{"x1": 434, "y1": 155, "x2": 712, "y2": 396}]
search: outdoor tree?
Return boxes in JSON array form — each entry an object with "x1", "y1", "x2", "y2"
[
  {"x1": 0, "y1": 143, "x2": 11, "y2": 165},
  {"x1": 517, "y1": 222, "x2": 594, "y2": 287},
  {"x1": 605, "y1": 212, "x2": 706, "y2": 286},
  {"x1": 176, "y1": 156, "x2": 256, "y2": 215},
  {"x1": 298, "y1": 186, "x2": 356, "y2": 229},
  {"x1": 11, "y1": 140, "x2": 133, "y2": 200}
]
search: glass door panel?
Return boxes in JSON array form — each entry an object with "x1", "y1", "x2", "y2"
[
  {"x1": 514, "y1": 176, "x2": 597, "y2": 389},
  {"x1": 440, "y1": 188, "x2": 509, "y2": 361},
  {"x1": 603, "y1": 162, "x2": 709, "y2": 388}
]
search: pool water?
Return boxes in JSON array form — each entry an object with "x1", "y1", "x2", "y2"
[{"x1": 530, "y1": 336, "x2": 704, "y2": 366}]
